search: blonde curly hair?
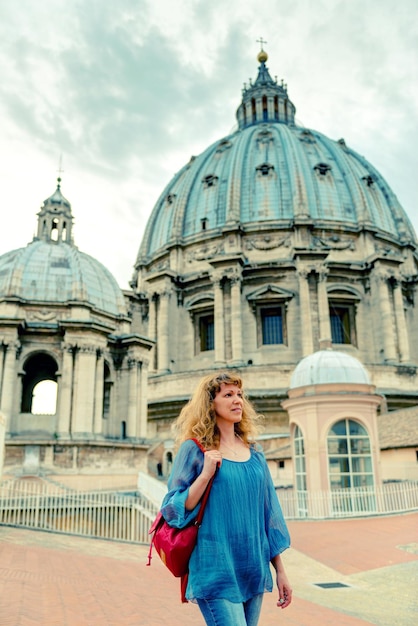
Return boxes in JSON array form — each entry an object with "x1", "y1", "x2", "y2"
[{"x1": 173, "y1": 371, "x2": 263, "y2": 449}]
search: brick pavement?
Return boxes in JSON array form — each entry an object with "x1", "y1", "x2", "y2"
[{"x1": 0, "y1": 512, "x2": 417, "y2": 626}]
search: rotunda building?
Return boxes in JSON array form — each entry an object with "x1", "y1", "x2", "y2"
[
  {"x1": 131, "y1": 49, "x2": 418, "y2": 437},
  {"x1": 0, "y1": 180, "x2": 153, "y2": 478},
  {"x1": 282, "y1": 348, "x2": 382, "y2": 516}
]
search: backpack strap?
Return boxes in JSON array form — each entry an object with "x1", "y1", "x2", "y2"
[{"x1": 146, "y1": 438, "x2": 214, "y2": 567}]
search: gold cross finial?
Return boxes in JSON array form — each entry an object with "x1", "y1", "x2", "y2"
[
  {"x1": 256, "y1": 37, "x2": 267, "y2": 51},
  {"x1": 56, "y1": 154, "x2": 64, "y2": 185}
]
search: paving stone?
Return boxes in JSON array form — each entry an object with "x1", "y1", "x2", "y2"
[{"x1": 0, "y1": 512, "x2": 416, "y2": 625}]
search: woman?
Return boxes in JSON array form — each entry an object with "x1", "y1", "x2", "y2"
[{"x1": 160, "y1": 371, "x2": 292, "y2": 626}]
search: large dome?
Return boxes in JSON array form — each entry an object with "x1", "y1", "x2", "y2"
[
  {"x1": 290, "y1": 349, "x2": 371, "y2": 388},
  {"x1": 137, "y1": 52, "x2": 416, "y2": 263},
  {"x1": 131, "y1": 49, "x2": 418, "y2": 429}
]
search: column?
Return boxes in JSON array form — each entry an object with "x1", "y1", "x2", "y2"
[
  {"x1": 213, "y1": 276, "x2": 225, "y2": 365},
  {"x1": 297, "y1": 269, "x2": 314, "y2": 356},
  {"x1": 157, "y1": 290, "x2": 170, "y2": 373},
  {"x1": 57, "y1": 343, "x2": 76, "y2": 437},
  {"x1": 127, "y1": 357, "x2": 138, "y2": 438},
  {"x1": 138, "y1": 360, "x2": 149, "y2": 438},
  {"x1": 267, "y1": 96, "x2": 275, "y2": 119},
  {"x1": 376, "y1": 273, "x2": 397, "y2": 361},
  {"x1": 93, "y1": 350, "x2": 104, "y2": 435},
  {"x1": 393, "y1": 278, "x2": 410, "y2": 362},
  {"x1": 148, "y1": 294, "x2": 157, "y2": 371},
  {"x1": 71, "y1": 344, "x2": 96, "y2": 436},
  {"x1": 317, "y1": 268, "x2": 331, "y2": 344},
  {"x1": 0, "y1": 342, "x2": 5, "y2": 408},
  {"x1": 230, "y1": 275, "x2": 243, "y2": 365},
  {"x1": 0, "y1": 341, "x2": 19, "y2": 430}
]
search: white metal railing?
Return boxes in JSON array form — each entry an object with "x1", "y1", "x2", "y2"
[
  {"x1": 277, "y1": 481, "x2": 418, "y2": 519},
  {"x1": 1, "y1": 479, "x2": 417, "y2": 545},
  {"x1": 0, "y1": 479, "x2": 158, "y2": 544}
]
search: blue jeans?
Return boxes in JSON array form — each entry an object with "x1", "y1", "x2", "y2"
[{"x1": 197, "y1": 594, "x2": 264, "y2": 626}]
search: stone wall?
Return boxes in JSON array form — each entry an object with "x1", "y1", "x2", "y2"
[{"x1": 3, "y1": 441, "x2": 149, "y2": 478}]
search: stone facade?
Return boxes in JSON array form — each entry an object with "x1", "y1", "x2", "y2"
[
  {"x1": 0, "y1": 50, "x2": 417, "y2": 489},
  {"x1": 128, "y1": 51, "x2": 418, "y2": 486},
  {"x1": 0, "y1": 181, "x2": 153, "y2": 479},
  {"x1": 130, "y1": 53, "x2": 418, "y2": 450}
]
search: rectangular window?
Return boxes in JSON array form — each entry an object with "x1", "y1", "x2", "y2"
[
  {"x1": 329, "y1": 303, "x2": 356, "y2": 345},
  {"x1": 261, "y1": 306, "x2": 284, "y2": 345},
  {"x1": 198, "y1": 314, "x2": 214, "y2": 352}
]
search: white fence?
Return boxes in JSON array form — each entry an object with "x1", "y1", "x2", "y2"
[
  {"x1": 277, "y1": 480, "x2": 418, "y2": 519},
  {"x1": 0, "y1": 479, "x2": 417, "y2": 545},
  {"x1": 0, "y1": 479, "x2": 158, "y2": 544}
]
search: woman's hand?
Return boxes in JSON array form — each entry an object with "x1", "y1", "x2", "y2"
[
  {"x1": 276, "y1": 572, "x2": 292, "y2": 609},
  {"x1": 185, "y1": 449, "x2": 221, "y2": 510},
  {"x1": 201, "y1": 450, "x2": 222, "y2": 479},
  {"x1": 271, "y1": 554, "x2": 292, "y2": 609}
]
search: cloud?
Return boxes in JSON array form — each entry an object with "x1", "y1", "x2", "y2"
[{"x1": 0, "y1": 0, "x2": 416, "y2": 288}]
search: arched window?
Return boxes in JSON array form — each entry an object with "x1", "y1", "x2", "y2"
[
  {"x1": 274, "y1": 95, "x2": 279, "y2": 120},
  {"x1": 293, "y1": 425, "x2": 307, "y2": 517},
  {"x1": 102, "y1": 361, "x2": 112, "y2": 418},
  {"x1": 327, "y1": 419, "x2": 373, "y2": 489},
  {"x1": 51, "y1": 217, "x2": 59, "y2": 241},
  {"x1": 327, "y1": 419, "x2": 376, "y2": 513},
  {"x1": 21, "y1": 353, "x2": 58, "y2": 414},
  {"x1": 262, "y1": 95, "x2": 268, "y2": 121},
  {"x1": 252, "y1": 97, "x2": 256, "y2": 122},
  {"x1": 165, "y1": 451, "x2": 173, "y2": 477},
  {"x1": 32, "y1": 380, "x2": 57, "y2": 415}
]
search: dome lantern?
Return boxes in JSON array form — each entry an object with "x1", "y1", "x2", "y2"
[
  {"x1": 36, "y1": 177, "x2": 74, "y2": 245},
  {"x1": 236, "y1": 47, "x2": 296, "y2": 128}
]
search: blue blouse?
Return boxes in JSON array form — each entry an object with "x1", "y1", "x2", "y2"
[{"x1": 160, "y1": 439, "x2": 290, "y2": 603}]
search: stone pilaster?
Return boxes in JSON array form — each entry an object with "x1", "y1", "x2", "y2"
[
  {"x1": 213, "y1": 275, "x2": 225, "y2": 365},
  {"x1": 93, "y1": 350, "x2": 104, "y2": 435},
  {"x1": 393, "y1": 278, "x2": 410, "y2": 362},
  {"x1": 317, "y1": 268, "x2": 331, "y2": 345},
  {"x1": 376, "y1": 272, "x2": 397, "y2": 362},
  {"x1": 56, "y1": 343, "x2": 76, "y2": 437},
  {"x1": 297, "y1": 268, "x2": 314, "y2": 356},
  {"x1": 230, "y1": 273, "x2": 243, "y2": 365},
  {"x1": 138, "y1": 359, "x2": 148, "y2": 438},
  {"x1": 127, "y1": 357, "x2": 139, "y2": 438},
  {"x1": 148, "y1": 294, "x2": 157, "y2": 371},
  {"x1": 157, "y1": 290, "x2": 170, "y2": 373},
  {"x1": 71, "y1": 344, "x2": 97, "y2": 436},
  {"x1": 0, "y1": 340, "x2": 19, "y2": 426}
]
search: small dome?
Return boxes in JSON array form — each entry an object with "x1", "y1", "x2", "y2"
[
  {"x1": 42, "y1": 178, "x2": 71, "y2": 210},
  {"x1": 290, "y1": 349, "x2": 371, "y2": 388},
  {"x1": 0, "y1": 240, "x2": 127, "y2": 317}
]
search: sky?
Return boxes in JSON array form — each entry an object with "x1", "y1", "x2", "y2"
[{"x1": 0, "y1": 0, "x2": 417, "y2": 290}]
